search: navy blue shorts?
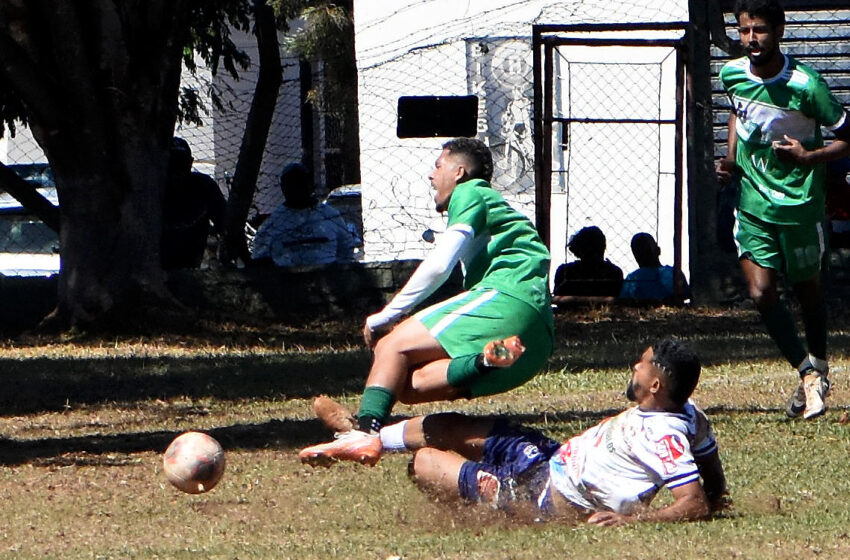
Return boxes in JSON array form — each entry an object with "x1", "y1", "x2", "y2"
[{"x1": 457, "y1": 420, "x2": 560, "y2": 507}]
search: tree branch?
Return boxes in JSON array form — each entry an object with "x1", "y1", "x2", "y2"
[
  {"x1": 223, "y1": 0, "x2": 283, "y2": 264},
  {"x1": 0, "y1": 162, "x2": 60, "y2": 231}
]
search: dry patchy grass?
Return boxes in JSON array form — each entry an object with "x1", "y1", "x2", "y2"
[{"x1": 1, "y1": 302, "x2": 850, "y2": 559}]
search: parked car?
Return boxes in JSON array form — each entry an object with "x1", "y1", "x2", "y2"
[{"x1": 0, "y1": 163, "x2": 60, "y2": 277}]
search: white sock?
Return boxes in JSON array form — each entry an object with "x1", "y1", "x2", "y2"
[{"x1": 379, "y1": 420, "x2": 409, "y2": 452}]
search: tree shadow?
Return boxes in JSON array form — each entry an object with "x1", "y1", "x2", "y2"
[
  {"x1": 0, "y1": 351, "x2": 373, "y2": 415},
  {"x1": 0, "y1": 403, "x2": 812, "y2": 467}
]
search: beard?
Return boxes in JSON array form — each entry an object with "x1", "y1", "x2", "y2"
[
  {"x1": 747, "y1": 43, "x2": 778, "y2": 68},
  {"x1": 625, "y1": 380, "x2": 638, "y2": 402}
]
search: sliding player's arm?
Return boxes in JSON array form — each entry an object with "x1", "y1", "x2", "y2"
[
  {"x1": 696, "y1": 449, "x2": 730, "y2": 512},
  {"x1": 587, "y1": 481, "x2": 710, "y2": 527}
]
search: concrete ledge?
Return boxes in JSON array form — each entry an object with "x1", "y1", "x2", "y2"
[
  {"x1": 166, "y1": 259, "x2": 461, "y2": 321},
  {"x1": 1, "y1": 260, "x2": 461, "y2": 333}
]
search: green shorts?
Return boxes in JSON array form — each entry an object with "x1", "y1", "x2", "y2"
[
  {"x1": 414, "y1": 288, "x2": 553, "y2": 397},
  {"x1": 734, "y1": 210, "x2": 826, "y2": 283}
]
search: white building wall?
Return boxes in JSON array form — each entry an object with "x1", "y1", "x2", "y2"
[{"x1": 354, "y1": 0, "x2": 690, "y2": 284}]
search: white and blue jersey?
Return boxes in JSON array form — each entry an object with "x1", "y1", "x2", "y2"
[
  {"x1": 456, "y1": 401, "x2": 717, "y2": 516},
  {"x1": 547, "y1": 401, "x2": 716, "y2": 514}
]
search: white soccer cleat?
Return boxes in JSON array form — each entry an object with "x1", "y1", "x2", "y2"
[{"x1": 802, "y1": 372, "x2": 830, "y2": 420}]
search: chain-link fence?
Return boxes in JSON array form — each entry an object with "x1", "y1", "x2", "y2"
[
  {"x1": 0, "y1": 26, "x2": 355, "y2": 276},
  {"x1": 543, "y1": 37, "x2": 684, "y2": 277},
  {"x1": 15, "y1": 2, "x2": 848, "y2": 284},
  {"x1": 353, "y1": 0, "x2": 688, "y2": 279}
]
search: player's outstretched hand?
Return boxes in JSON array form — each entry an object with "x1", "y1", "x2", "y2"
[
  {"x1": 363, "y1": 321, "x2": 393, "y2": 348},
  {"x1": 586, "y1": 511, "x2": 631, "y2": 527},
  {"x1": 482, "y1": 335, "x2": 525, "y2": 368}
]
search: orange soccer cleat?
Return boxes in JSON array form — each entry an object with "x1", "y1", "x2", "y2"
[
  {"x1": 482, "y1": 335, "x2": 525, "y2": 368},
  {"x1": 299, "y1": 430, "x2": 383, "y2": 468}
]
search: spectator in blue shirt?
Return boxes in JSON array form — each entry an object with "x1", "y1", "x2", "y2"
[{"x1": 619, "y1": 232, "x2": 689, "y2": 302}]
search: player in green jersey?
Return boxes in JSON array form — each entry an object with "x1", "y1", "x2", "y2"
[
  {"x1": 300, "y1": 138, "x2": 554, "y2": 463},
  {"x1": 716, "y1": 0, "x2": 850, "y2": 419}
]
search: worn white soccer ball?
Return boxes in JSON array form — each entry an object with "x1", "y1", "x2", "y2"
[{"x1": 162, "y1": 431, "x2": 226, "y2": 494}]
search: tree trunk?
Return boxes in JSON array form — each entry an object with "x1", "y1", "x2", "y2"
[
  {"x1": 222, "y1": 0, "x2": 282, "y2": 265},
  {"x1": 42, "y1": 130, "x2": 172, "y2": 329},
  {"x1": 0, "y1": 1, "x2": 189, "y2": 330}
]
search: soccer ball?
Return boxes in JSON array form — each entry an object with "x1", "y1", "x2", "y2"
[{"x1": 162, "y1": 431, "x2": 226, "y2": 494}]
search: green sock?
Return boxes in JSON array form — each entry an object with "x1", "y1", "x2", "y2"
[
  {"x1": 356, "y1": 386, "x2": 395, "y2": 432},
  {"x1": 446, "y1": 353, "x2": 493, "y2": 387},
  {"x1": 761, "y1": 303, "x2": 807, "y2": 369}
]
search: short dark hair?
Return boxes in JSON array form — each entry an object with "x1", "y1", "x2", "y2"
[
  {"x1": 442, "y1": 138, "x2": 493, "y2": 182},
  {"x1": 630, "y1": 232, "x2": 660, "y2": 266},
  {"x1": 169, "y1": 137, "x2": 193, "y2": 173},
  {"x1": 280, "y1": 162, "x2": 310, "y2": 186},
  {"x1": 568, "y1": 226, "x2": 606, "y2": 260},
  {"x1": 651, "y1": 338, "x2": 701, "y2": 406},
  {"x1": 734, "y1": 0, "x2": 785, "y2": 28},
  {"x1": 280, "y1": 162, "x2": 314, "y2": 207}
]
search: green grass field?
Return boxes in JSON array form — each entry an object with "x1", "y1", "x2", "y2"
[{"x1": 1, "y1": 304, "x2": 849, "y2": 559}]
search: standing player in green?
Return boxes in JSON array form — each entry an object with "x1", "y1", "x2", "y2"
[
  {"x1": 716, "y1": 0, "x2": 850, "y2": 419},
  {"x1": 300, "y1": 138, "x2": 553, "y2": 464}
]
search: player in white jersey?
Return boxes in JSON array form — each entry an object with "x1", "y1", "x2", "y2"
[{"x1": 300, "y1": 338, "x2": 729, "y2": 526}]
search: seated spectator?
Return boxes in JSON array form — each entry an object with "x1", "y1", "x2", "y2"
[
  {"x1": 619, "y1": 232, "x2": 690, "y2": 302},
  {"x1": 552, "y1": 226, "x2": 623, "y2": 306},
  {"x1": 251, "y1": 163, "x2": 358, "y2": 267},
  {"x1": 161, "y1": 137, "x2": 226, "y2": 270}
]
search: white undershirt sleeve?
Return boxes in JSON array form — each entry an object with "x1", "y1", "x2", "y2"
[{"x1": 366, "y1": 224, "x2": 474, "y2": 331}]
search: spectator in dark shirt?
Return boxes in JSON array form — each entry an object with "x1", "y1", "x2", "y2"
[
  {"x1": 552, "y1": 226, "x2": 623, "y2": 307},
  {"x1": 161, "y1": 137, "x2": 226, "y2": 270}
]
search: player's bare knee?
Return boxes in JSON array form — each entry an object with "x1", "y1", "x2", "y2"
[
  {"x1": 371, "y1": 331, "x2": 399, "y2": 358},
  {"x1": 748, "y1": 282, "x2": 776, "y2": 308},
  {"x1": 408, "y1": 448, "x2": 437, "y2": 481}
]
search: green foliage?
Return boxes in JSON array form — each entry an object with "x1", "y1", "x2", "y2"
[
  {"x1": 185, "y1": 0, "x2": 253, "y2": 79},
  {"x1": 177, "y1": 0, "x2": 255, "y2": 125},
  {"x1": 279, "y1": 1, "x2": 356, "y2": 115},
  {"x1": 0, "y1": 0, "x2": 256, "y2": 131},
  {"x1": 267, "y1": 0, "x2": 312, "y2": 27}
]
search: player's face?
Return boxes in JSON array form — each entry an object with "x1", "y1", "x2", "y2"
[
  {"x1": 429, "y1": 149, "x2": 463, "y2": 212},
  {"x1": 737, "y1": 13, "x2": 783, "y2": 68},
  {"x1": 626, "y1": 346, "x2": 662, "y2": 403}
]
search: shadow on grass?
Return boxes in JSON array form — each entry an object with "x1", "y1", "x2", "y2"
[
  {"x1": 0, "y1": 404, "x2": 793, "y2": 467},
  {"x1": 0, "y1": 351, "x2": 373, "y2": 415},
  {"x1": 0, "y1": 409, "x2": 622, "y2": 466},
  {"x1": 3, "y1": 306, "x2": 850, "y2": 417}
]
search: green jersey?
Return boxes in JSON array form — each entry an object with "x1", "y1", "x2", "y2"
[
  {"x1": 447, "y1": 178, "x2": 552, "y2": 318},
  {"x1": 720, "y1": 55, "x2": 846, "y2": 224}
]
